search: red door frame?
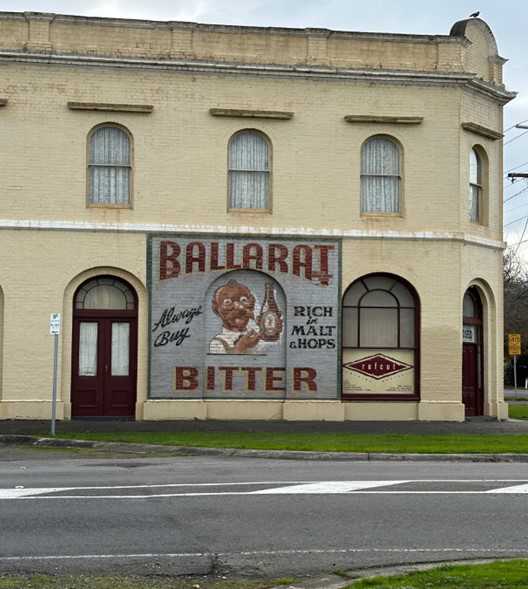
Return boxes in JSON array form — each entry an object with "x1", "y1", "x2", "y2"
[{"x1": 71, "y1": 280, "x2": 138, "y2": 418}]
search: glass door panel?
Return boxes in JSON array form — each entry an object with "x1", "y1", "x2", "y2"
[
  {"x1": 79, "y1": 322, "x2": 98, "y2": 376},
  {"x1": 111, "y1": 322, "x2": 130, "y2": 376}
]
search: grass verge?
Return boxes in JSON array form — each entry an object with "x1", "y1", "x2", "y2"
[
  {"x1": 51, "y1": 431, "x2": 528, "y2": 454},
  {"x1": 509, "y1": 404, "x2": 528, "y2": 419},
  {"x1": 0, "y1": 575, "x2": 295, "y2": 589},
  {"x1": 347, "y1": 559, "x2": 528, "y2": 588}
]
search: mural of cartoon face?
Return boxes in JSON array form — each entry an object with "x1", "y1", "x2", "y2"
[{"x1": 212, "y1": 279, "x2": 256, "y2": 332}]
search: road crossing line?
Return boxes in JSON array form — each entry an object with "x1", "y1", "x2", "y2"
[
  {"x1": 253, "y1": 481, "x2": 407, "y2": 493},
  {"x1": 1, "y1": 480, "x2": 528, "y2": 499},
  {"x1": 486, "y1": 482, "x2": 528, "y2": 493}
]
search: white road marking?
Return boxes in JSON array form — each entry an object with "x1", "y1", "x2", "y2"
[
  {"x1": 0, "y1": 487, "x2": 73, "y2": 499},
  {"x1": 1, "y1": 480, "x2": 528, "y2": 500},
  {"x1": 253, "y1": 481, "x2": 408, "y2": 494},
  {"x1": 486, "y1": 482, "x2": 528, "y2": 493},
  {"x1": 2, "y1": 547, "x2": 528, "y2": 562}
]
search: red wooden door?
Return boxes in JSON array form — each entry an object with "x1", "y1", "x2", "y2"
[
  {"x1": 462, "y1": 342, "x2": 480, "y2": 416},
  {"x1": 72, "y1": 316, "x2": 137, "y2": 417}
]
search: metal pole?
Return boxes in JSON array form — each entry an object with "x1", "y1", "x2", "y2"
[
  {"x1": 50, "y1": 333, "x2": 58, "y2": 436},
  {"x1": 514, "y1": 355, "x2": 518, "y2": 392}
]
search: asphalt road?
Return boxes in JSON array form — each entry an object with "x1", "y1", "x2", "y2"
[{"x1": 2, "y1": 448, "x2": 528, "y2": 578}]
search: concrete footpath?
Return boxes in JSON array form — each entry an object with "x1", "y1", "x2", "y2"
[
  {"x1": 2, "y1": 418, "x2": 528, "y2": 463},
  {"x1": 2, "y1": 418, "x2": 528, "y2": 435}
]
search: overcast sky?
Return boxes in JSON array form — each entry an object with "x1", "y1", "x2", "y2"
[{"x1": 1, "y1": 0, "x2": 527, "y2": 248}]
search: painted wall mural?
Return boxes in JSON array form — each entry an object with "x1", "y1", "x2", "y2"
[{"x1": 148, "y1": 236, "x2": 340, "y2": 399}]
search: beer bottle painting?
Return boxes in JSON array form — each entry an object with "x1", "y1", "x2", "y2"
[{"x1": 258, "y1": 282, "x2": 283, "y2": 342}]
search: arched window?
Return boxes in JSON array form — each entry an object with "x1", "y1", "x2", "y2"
[
  {"x1": 228, "y1": 130, "x2": 270, "y2": 210},
  {"x1": 75, "y1": 277, "x2": 136, "y2": 311},
  {"x1": 342, "y1": 274, "x2": 419, "y2": 399},
  {"x1": 361, "y1": 136, "x2": 401, "y2": 214},
  {"x1": 88, "y1": 124, "x2": 132, "y2": 206},
  {"x1": 469, "y1": 148, "x2": 482, "y2": 223}
]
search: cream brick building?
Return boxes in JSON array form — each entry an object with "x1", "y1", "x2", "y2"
[{"x1": 0, "y1": 12, "x2": 515, "y2": 421}]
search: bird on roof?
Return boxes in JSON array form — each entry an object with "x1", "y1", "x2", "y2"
[{"x1": 469, "y1": 11, "x2": 480, "y2": 17}]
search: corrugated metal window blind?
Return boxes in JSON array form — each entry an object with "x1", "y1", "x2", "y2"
[
  {"x1": 468, "y1": 148, "x2": 481, "y2": 223},
  {"x1": 89, "y1": 126, "x2": 131, "y2": 205},
  {"x1": 228, "y1": 130, "x2": 270, "y2": 209},
  {"x1": 361, "y1": 137, "x2": 400, "y2": 213}
]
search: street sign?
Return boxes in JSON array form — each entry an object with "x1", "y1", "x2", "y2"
[
  {"x1": 49, "y1": 312, "x2": 61, "y2": 436},
  {"x1": 49, "y1": 313, "x2": 61, "y2": 335},
  {"x1": 508, "y1": 333, "x2": 521, "y2": 356}
]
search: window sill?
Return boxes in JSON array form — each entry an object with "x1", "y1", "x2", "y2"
[
  {"x1": 342, "y1": 394, "x2": 419, "y2": 402},
  {"x1": 228, "y1": 208, "x2": 272, "y2": 214},
  {"x1": 361, "y1": 212, "x2": 403, "y2": 219},
  {"x1": 87, "y1": 203, "x2": 132, "y2": 210}
]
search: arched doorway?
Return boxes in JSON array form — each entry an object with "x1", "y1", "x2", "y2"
[
  {"x1": 462, "y1": 287, "x2": 484, "y2": 416},
  {"x1": 71, "y1": 276, "x2": 138, "y2": 418}
]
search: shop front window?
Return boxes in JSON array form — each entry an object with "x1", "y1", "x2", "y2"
[{"x1": 342, "y1": 274, "x2": 419, "y2": 399}]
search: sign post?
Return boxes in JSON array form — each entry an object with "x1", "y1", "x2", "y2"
[
  {"x1": 49, "y1": 313, "x2": 61, "y2": 436},
  {"x1": 508, "y1": 333, "x2": 522, "y2": 391}
]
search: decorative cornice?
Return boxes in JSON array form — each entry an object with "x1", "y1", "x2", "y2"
[
  {"x1": 0, "y1": 99, "x2": 7, "y2": 107},
  {"x1": 344, "y1": 115, "x2": 423, "y2": 124},
  {"x1": 0, "y1": 50, "x2": 514, "y2": 102},
  {"x1": 461, "y1": 122, "x2": 503, "y2": 141},
  {"x1": 0, "y1": 218, "x2": 505, "y2": 250},
  {"x1": 67, "y1": 101, "x2": 153, "y2": 113},
  {"x1": 209, "y1": 108, "x2": 293, "y2": 120}
]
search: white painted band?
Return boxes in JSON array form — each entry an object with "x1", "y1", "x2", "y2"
[{"x1": 0, "y1": 218, "x2": 505, "y2": 250}]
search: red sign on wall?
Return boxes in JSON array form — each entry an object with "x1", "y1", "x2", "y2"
[{"x1": 343, "y1": 354, "x2": 412, "y2": 380}]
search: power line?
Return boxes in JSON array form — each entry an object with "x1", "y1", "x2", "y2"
[
  {"x1": 505, "y1": 180, "x2": 523, "y2": 190},
  {"x1": 504, "y1": 197, "x2": 528, "y2": 213},
  {"x1": 504, "y1": 214, "x2": 528, "y2": 228},
  {"x1": 504, "y1": 129, "x2": 528, "y2": 146},
  {"x1": 505, "y1": 185, "x2": 528, "y2": 204},
  {"x1": 505, "y1": 119, "x2": 528, "y2": 133},
  {"x1": 506, "y1": 231, "x2": 528, "y2": 248},
  {"x1": 516, "y1": 218, "x2": 528, "y2": 254},
  {"x1": 504, "y1": 160, "x2": 528, "y2": 177}
]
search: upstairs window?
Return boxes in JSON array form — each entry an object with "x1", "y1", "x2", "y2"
[
  {"x1": 361, "y1": 136, "x2": 401, "y2": 214},
  {"x1": 88, "y1": 124, "x2": 131, "y2": 206},
  {"x1": 469, "y1": 148, "x2": 482, "y2": 223},
  {"x1": 228, "y1": 130, "x2": 270, "y2": 210}
]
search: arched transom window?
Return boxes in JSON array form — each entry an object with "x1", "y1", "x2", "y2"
[
  {"x1": 88, "y1": 124, "x2": 131, "y2": 206},
  {"x1": 342, "y1": 274, "x2": 418, "y2": 399},
  {"x1": 361, "y1": 136, "x2": 401, "y2": 214},
  {"x1": 228, "y1": 130, "x2": 270, "y2": 210},
  {"x1": 75, "y1": 277, "x2": 136, "y2": 311}
]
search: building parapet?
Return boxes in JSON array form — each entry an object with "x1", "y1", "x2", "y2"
[{"x1": 0, "y1": 11, "x2": 513, "y2": 95}]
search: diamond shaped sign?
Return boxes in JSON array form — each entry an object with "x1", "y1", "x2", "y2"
[{"x1": 343, "y1": 353, "x2": 412, "y2": 380}]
